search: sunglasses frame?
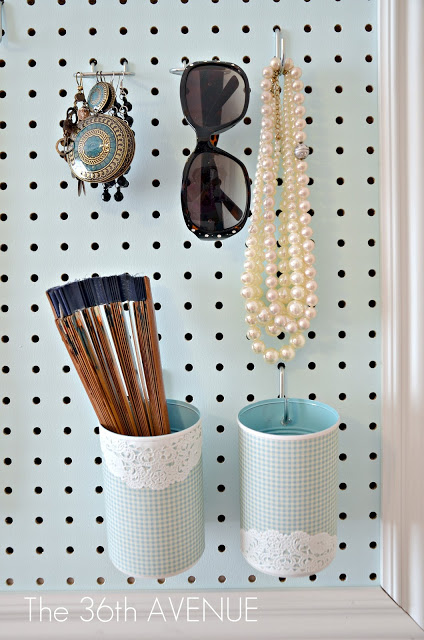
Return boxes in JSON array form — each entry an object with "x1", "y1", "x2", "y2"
[{"x1": 180, "y1": 60, "x2": 251, "y2": 240}]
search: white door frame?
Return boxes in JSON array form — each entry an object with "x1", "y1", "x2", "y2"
[{"x1": 380, "y1": 0, "x2": 424, "y2": 630}]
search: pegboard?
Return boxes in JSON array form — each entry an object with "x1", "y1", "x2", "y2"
[{"x1": 0, "y1": 0, "x2": 380, "y2": 591}]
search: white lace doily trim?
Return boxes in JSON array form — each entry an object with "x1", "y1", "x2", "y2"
[
  {"x1": 100, "y1": 423, "x2": 202, "y2": 490},
  {"x1": 241, "y1": 528, "x2": 337, "y2": 577}
]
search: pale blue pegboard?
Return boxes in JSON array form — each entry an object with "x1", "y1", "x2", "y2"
[{"x1": 0, "y1": 0, "x2": 379, "y2": 590}]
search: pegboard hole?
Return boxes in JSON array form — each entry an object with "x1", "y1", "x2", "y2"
[
  {"x1": 5, "y1": 517, "x2": 13, "y2": 524},
  {"x1": 339, "y1": 574, "x2": 347, "y2": 582},
  {"x1": 120, "y1": 27, "x2": 128, "y2": 35},
  {"x1": 339, "y1": 542, "x2": 347, "y2": 550},
  {"x1": 218, "y1": 545, "x2": 225, "y2": 552},
  {"x1": 188, "y1": 576, "x2": 196, "y2": 583},
  {"x1": 89, "y1": 27, "x2": 97, "y2": 36},
  {"x1": 248, "y1": 575, "x2": 256, "y2": 583},
  {"x1": 217, "y1": 514, "x2": 225, "y2": 522},
  {"x1": 36, "y1": 578, "x2": 44, "y2": 585},
  {"x1": 278, "y1": 577, "x2": 286, "y2": 582},
  {"x1": 127, "y1": 577, "x2": 135, "y2": 584},
  {"x1": 309, "y1": 574, "x2": 317, "y2": 581},
  {"x1": 216, "y1": 425, "x2": 224, "y2": 433},
  {"x1": 218, "y1": 575, "x2": 226, "y2": 583},
  {"x1": 67, "y1": 578, "x2": 74, "y2": 585},
  {"x1": 369, "y1": 573, "x2": 377, "y2": 581},
  {"x1": 97, "y1": 577, "x2": 105, "y2": 585},
  {"x1": 335, "y1": 55, "x2": 342, "y2": 63},
  {"x1": 35, "y1": 516, "x2": 43, "y2": 524},
  {"x1": 6, "y1": 579, "x2": 14, "y2": 586},
  {"x1": 304, "y1": 24, "x2": 311, "y2": 32}
]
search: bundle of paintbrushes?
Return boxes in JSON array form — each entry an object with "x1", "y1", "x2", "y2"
[{"x1": 46, "y1": 274, "x2": 170, "y2": 437}]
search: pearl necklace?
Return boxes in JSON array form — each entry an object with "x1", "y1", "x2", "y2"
[{"x1": 240, "y1": 55, "x2": 318, "y2": 365}]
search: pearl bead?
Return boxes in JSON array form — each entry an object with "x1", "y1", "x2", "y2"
[
  {"x1": 264, "y1": 210, "x2": 276, "y2": 221},
  {"x1": 297, "y1": 174, "x2": 309, "y2": 185},
  {"x1": 266, "y1": 288, "x2": 279, "y2": 302},
  {"x1": 284, "y1": 58, "x2": 294, "y2": 71},
  {"x1": 261, "y1": 104, "x2": 273, "y2": 116},
  {"x1": 296, "y1": 161, "x2": 308, "y2": 172},
  {"x1": 241, "y1": 272, "x2": 255, "y2": 285},
  {"x1": 298, "y1": 187, "x2": 310, "y2": 199},
  {"x1": 305, "y1": 280, "x2": 318, "y2": 292},
  {"x1": 266, "y1": 323, "x2": 282, "y2": 337},
  {"x1": 303, "y1": 252, "x2": 316, "y2": 265},
  {"x1": 288, "y1": 244, "x2": 302, "y2": 257},
  {"x1": 306, "y1": 293, "x2": 318, "y2": 307},
  {"x1": 241, "y1": 286, "x2": 256, "y2": 299},
  {"x1": 263, "y1": 171, "x2": 275, "y2": 183},
  {"x1": 246, "y1": 300, "x2": 260, "y2": 313},
  {"x1": 252, "y1": 340, "x2": 266, "y2": 354},
  {"x1": 299, "y1": 213, "x2": 312, "y2": 225},
  {"x1": 246, "y1": 236, "x2": 258, "y2": 247},
  {"x1": 290, "y1": 333, "x2": 306, "y2": 349},
  {"x1": 261, "y1": 156, "x2": 273, "y2": 169},
  {"x1": 287, "y1": 221, "x2": 299, "y2": 232},
  {"x1": 304, "y1": 266, "x2": 316, "y2": 279},
  {"x1": 293, "y1": 93, "x2": 305, "y2": 104},
  {"x1": 289, "y1": 257, "x2": 303, "y2": 271},
  {"x1": 264, "y1": 348, "x2": 280, "y2": 364},
  {"x1": 257, "y1": 308, "x2": 271, "y2": 324},
  {"x1": 270, "y1": 56, "x2": 281, "y2": 71},
  {"x1": 304, "y1": 307, "x2": 317, "y2": 321},
  {"x1": 261, "y1": 143, "x2": 273, "y2": 156},
  {"x1": 303, "y1": 239, "x2": 315, "y2": 252},
  {"x1": 278, "y1": 273, "x2": 289, "y2": 285},
  {"x1": 278, "y1": 288, "x2": 291, "y2": 303},
  {"x1": 247, "y1": 327, "x2": 261, "y2": 341},
  {"x1": 261, "y1": 78, "x2": 272, "y2": 91},
  {"x1": 295, "y1": 131, "x2": 307, "y2": 143},
  {"x1": 245, "y1": 314, "x2": 257, "y2": 326},
  {"x1": 301, "y1": 226, "x2": 313, "y2": 239},
  {"x1": 290, "y1": 66, "x2": 302, "y2": 79},
  {"x1": 263, "y1": 183, "x2": 276, "y2": 195},
  {"x1": 290, "y1": 270, "x2": 305, "y2": 284},
  {"x1": 265, "y1": 275, "x2": 278, "y2": 289},
  {"x1": 292, "y1": 80, "x2": 304, "y2": 92},
  {"x1": 299, "y1": 200, "x2": 311, "y2": 212},
  {"x1": 243, "y1": 260, "x2": 255, "y2": 271},
  {"x1": 294, "y1": 105, "x2": 306, "y2": 117},
  {"x1": 274, "y1": 314, "x2": 286, "y2": 328},
  {"x1": 279, "y1": 345, "x2": 296, "y2": 362},
  {"x1": 264, "y1": 236, "x2": 276, "y2": 248},
  {"x1": 262, "y1": 66, "x2": 273, "y2": 78},
  {"x1": 285, "y1": 320, "x2": 298, "y2": 334},
  {"x1": 298, "y1": 317, "x2": 310, "y2": 330},
  {"x1": 261, "y1": 92, "x2": 272, "y2": 103},
  {"x1": 288, "y1": 300, "x2": 304, "y2": 318},
  {"x1": 269, "y1": 302, "x2": 282, "y2": 316},
  {"x1": 245, "y1": 248, "x2": 257, "y2": 259},
  {"x1": 263, "y1": 197, "x2": 275, "y2": 210},
  {"x1": 291, "y1": 286, "x2": 305, "y2": 300},
  {"x1": 261, "y1": 130, "x2": 273, "y2": 142}
]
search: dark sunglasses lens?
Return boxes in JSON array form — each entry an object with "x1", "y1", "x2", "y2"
[
  {"x1": 184, "y1": 152, "x2": 248, "y2": 234},
  {"x1": 185, "y1": 65, "x2": 247, "y2": 129}
]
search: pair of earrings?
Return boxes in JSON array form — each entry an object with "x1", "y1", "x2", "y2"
[{"x1": 56, "y1": 72, "x2": 135, "y2": 202}]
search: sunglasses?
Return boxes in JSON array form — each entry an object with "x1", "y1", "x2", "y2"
[{"x1": 179, "y1": 61, "x2": 251, "y2": 240}]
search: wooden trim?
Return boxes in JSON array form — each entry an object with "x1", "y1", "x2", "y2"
[
  {"x1": 0, "y1": 588, "x2": 423, "y2": 639},
  {"x1": 380, "y1": 0, "x2": 424, "y2": 630}
]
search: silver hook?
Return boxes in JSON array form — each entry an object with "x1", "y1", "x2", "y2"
[
  {"x1": 169, "y1": 58, "x2": 188, "y2": 75},
  {"x1": 278, "y1": 363, "x2": 291, "y2": 425},
  {"x1": 0, "y1": 1, "x2": 4, "y2": 45},
  {"x1": 274, "y1": 26, "x2": 285, "y2": 70},
  {"x1": 90, "y1": 58, "x2": 97, "y2": 73}
]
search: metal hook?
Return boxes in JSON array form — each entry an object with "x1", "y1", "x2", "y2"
[
  {"x1": 90, "y1": 58, "x2": 97, "y2": 73},
  {"x1": 274, "y1": 26, "x2": 285, "y2": 70},
  {"x1": 278, "y1": 363, "x2": 291, "y2": 425},
  {"x1": 0, "y1": 1, "x2": 4, "y2": 45},
  {"x1": 169, "y1": 58, "x2": 188, "y2": 76}
]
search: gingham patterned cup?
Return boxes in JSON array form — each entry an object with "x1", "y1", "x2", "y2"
[
  {"x1": 99, "y1": 399, "x2": 204, "y2": 578},
  {"x1": 238, "y1": 398, "x2": 339, "y2": 577}
]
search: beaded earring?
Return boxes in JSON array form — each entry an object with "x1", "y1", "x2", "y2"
[
  {"x1": 56, "y1": 70, "x2": 135, "y2": 202},
  {"x1": 240, "y1": 47, "x2": 317, "y2": 365}
]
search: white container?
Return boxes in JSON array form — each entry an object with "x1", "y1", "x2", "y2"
[
  {"x1": 238, "y1": 398, "x2": 339, "y2": 577},
  {"x1": 99, "y1": 399, "x2": 204, "y2": 578}
]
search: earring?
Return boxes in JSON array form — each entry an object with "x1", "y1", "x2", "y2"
[{"x1": 56, "y1": 66, "x2": 136, "y2": 202}]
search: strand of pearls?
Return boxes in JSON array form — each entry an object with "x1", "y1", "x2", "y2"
[{"x1": 241, "y1": 56, "x2": 318, "y2": 364}]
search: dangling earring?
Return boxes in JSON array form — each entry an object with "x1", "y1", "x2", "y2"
[{"x1": 56, "y1": 64, "x2": 136, "y2": 202}]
